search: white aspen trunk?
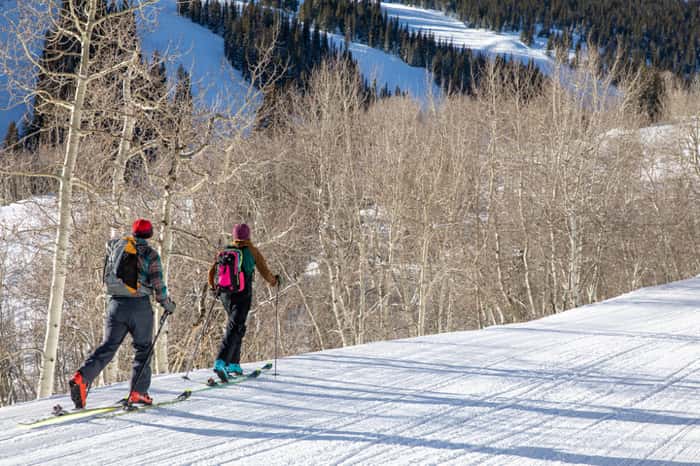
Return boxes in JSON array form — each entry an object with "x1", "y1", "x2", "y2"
[
  {"x1": 37, "y1": 2, "x2": 95, "y2": 398},
  {"x1": 417, "y1": 223, "x2": 430, "y2": 337},
  {"x1": 357, "y1": 232, "x2": 366, "y2": 346},
  {"x1": 319, "y1": 220, "x2": 348, "y2": 347},
  {"x1": 521, "y1": 245, "x2": 537, "y2": 317},
  {"x1": 105, "y1": 67, "x2": 136, "y2": 384},
  {"x1": 154, "y1": 157, "x2": 178, "y2": 374},
  {"x1": 567, "y1": 211, "x2": 582, "y2": 308},
  {"x1": 327, "y1": 261, "x2": 348, "y2": 347},
  {"x1": 355, "y1": 205, "x2": 375, "y2": 346}
]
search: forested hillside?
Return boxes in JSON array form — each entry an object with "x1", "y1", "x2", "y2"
[
  {"x1": 180, "y1": 0, "x2": 544, "y2": 96},
  {"x1": 409, "y1": 0, "x2": 700, "y2": 77}
]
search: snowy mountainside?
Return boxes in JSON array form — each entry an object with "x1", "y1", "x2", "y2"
[
  {"x1": 139, "y1": 0, "x2": 256, "y2": 115},
  {"x1": 0, "y1": 0, "x2": 570, "y2": 138},
  {"x1": 1, "y1": 275, "x2": 700, "y2": 464},
  {"x1": 381, "y1": 3, "x2": 555, "y2": 75}
]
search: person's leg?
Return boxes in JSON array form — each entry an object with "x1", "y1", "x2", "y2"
[
  {"x1": 128, "y1": 297, "x2": 154, "y2": 394},
  {"x1": 228, "y1": 292, "x2": 253, "y2": 365},
  {"x1": 77, "y1": 298, "x2": 129, "y2": 384},
  {"x1": 215, "y1": 292, "x2": 236, "y2": 363}
]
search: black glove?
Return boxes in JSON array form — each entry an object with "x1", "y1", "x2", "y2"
[
  {"x1": 163, "y1": 299, "x2": 176, "y2": 315},
  {"x1": 274, "y1": 274, "x2": 282, "y2": 287},
  {"x1": 209, "y1": 286, "x2": 220, "y2": 297}
]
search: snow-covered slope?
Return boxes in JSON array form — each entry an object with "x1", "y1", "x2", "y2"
[
  {"x1": 139, "y1": 0, "x2": 256, "y2": 115},
  {"x1": 381, "y1": 3, "x2": 555, "y2": 74},
  {"x1": 326, "y1": 32, "x2": 439, "y2": 99},
  {"x1": 0, "y1": 0, "x2": 441, "y2": 133},
  {"x1": 0, "y1": 0, "x2": 572, "y2": 135},
  {"x1": 2, "y1": 276, "x2": 700, "y2": 465}
]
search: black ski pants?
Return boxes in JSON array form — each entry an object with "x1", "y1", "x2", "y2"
[
  {"x1": 216, "y1": 289, "x2": 253, "y2": 365},
  {"x1": 78, "y1": 296, "x2": 154, "y2": 393}
]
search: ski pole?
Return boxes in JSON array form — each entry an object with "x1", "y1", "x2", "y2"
[
  {"x1": 182, "y1": 294, "x2": 218, "y2": 380},
  {"x1": 124, "y1": 309, "x2": 171, "y2": 407},
  {"x1": 274, "y1": 280, "x2": 280, "y2": 377}
]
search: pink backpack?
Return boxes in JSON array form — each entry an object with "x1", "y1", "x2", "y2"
[{"x1": 215, "y1": 248, "x2": 246, "y2": 292}]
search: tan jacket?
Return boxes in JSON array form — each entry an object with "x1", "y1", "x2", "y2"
[{"x1": 208, "y1": 240, "x2": 277, "y2": 288}]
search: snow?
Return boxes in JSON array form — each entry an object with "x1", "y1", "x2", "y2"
[
  {"x1": 381, "y1": 3, "x2": 555, "y2": 75},
  {"x1": 0, "y1": 0, "x2": 259, "y2": 139},
  {"x1": 304, "y1": 260, "x2": 320, "y2": 277},
  {"x1": 139, "y1": 0, "x2": 257, "y2": 115},
  {"x1": 0, "y1": 196, "x2": 55, "y2": 336},
  {"x1": 2, "y1": 276, "x2": 700, "y2": 464},
  {"x1": 0, "y1": 0, "x2": 585, "y2": 135},
  {"x1": 601, "y1": 120, "x2": 700, "y2": 181},
  {"x1": 326, "y1": 33, "x2": 440, "y2": 100},
  {"x1": 0, "y1": 0, "x2": 560, "y2": 138}
]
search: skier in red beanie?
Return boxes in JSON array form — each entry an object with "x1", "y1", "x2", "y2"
[{"x1": 69, "y1": 218, "x2": 176, "y2": 409}]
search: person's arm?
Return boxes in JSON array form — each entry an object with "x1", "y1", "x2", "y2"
[
  {"x1": 249, "y1": 245, "x2": 277, "y2": 286},
  {"x1": 149, "y1": 250, "x2": 175, "y2": 311},
  {"x1": 208, "y1": 259, "x2": 217, "y2": 289}
]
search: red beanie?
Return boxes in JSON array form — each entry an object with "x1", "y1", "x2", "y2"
[
  {"x1": 232, "y1": 223, "x2": 250, "y2": 241},
  {"x1": 132, "y1": 219, "x2": 153, "y2": 239}
]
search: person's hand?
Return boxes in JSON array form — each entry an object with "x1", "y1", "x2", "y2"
[
  {"x1": 209, "y1": 286, "x2": 220, "y2": 297},
  {"x1": 274, "y1": 274, "x2": 282, "y2": 288},
  {"x1": 163, "y1": 299, "x2": 176, "y2": 315}
]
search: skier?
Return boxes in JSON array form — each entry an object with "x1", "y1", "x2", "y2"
[
  {"x1": 208, "y1": 223, "x2": 279, "y2": 380},
  {"x1": 69, "y1": 219, "x2": 176, "y2": 408}
]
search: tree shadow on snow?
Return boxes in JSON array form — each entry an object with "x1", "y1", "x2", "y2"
[
  {"x1": 119, "y1": 409, "x2": 698, "y2": 466},
  {"x1": 289, "y1": 353, "x2": 700, "y2": 392}
]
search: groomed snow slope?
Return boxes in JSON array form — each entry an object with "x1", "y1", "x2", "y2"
[
  {"x1": 381, "y1": 3, "x2": 555, "y2": 74},
  {"x1": 2, "y1": 277, "x2": 700, "y2": 465}
]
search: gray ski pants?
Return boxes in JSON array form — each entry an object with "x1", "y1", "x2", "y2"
[{"x1": 78, "y1": 296, "x2": 154, "y2": 393}]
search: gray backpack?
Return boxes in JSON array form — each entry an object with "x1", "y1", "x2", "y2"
[{"x1": 103, "y1": 237, "x2": 149, "y2": 297}]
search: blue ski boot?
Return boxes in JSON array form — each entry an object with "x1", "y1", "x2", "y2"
[
  {"x1": 226, "y1": 363, "x2": 243, "y2": 376},
  {"x1": 213, "y1": 359, "x2": 229, "y2": 383}
]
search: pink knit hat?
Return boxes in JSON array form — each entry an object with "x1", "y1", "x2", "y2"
[{"x1": 232, "y1": 223, "x2": 250, "y2": 241}]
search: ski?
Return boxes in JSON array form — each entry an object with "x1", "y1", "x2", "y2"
[
  {"x1": 18, "y1": 402, "x2": 126, "y2": 429},
  {"x1": 18, "y1": 362, "x2": 272, "y2": 429}
]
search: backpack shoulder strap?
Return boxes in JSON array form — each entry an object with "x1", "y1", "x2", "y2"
[{"x1": 241, "y1": 247, "x2": 255, "y2": 276}]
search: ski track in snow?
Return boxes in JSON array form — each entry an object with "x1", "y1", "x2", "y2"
[{"x1": 2, "y1": 277, "x2": 700, "y2": 464}]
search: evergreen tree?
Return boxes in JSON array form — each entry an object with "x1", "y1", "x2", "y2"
[
  {"x1": 3, "y1": 121, "x2": 19, "y2": 150},
  {"x1": 639, "y1": 68, "x2": 666, "y2": 123}
]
